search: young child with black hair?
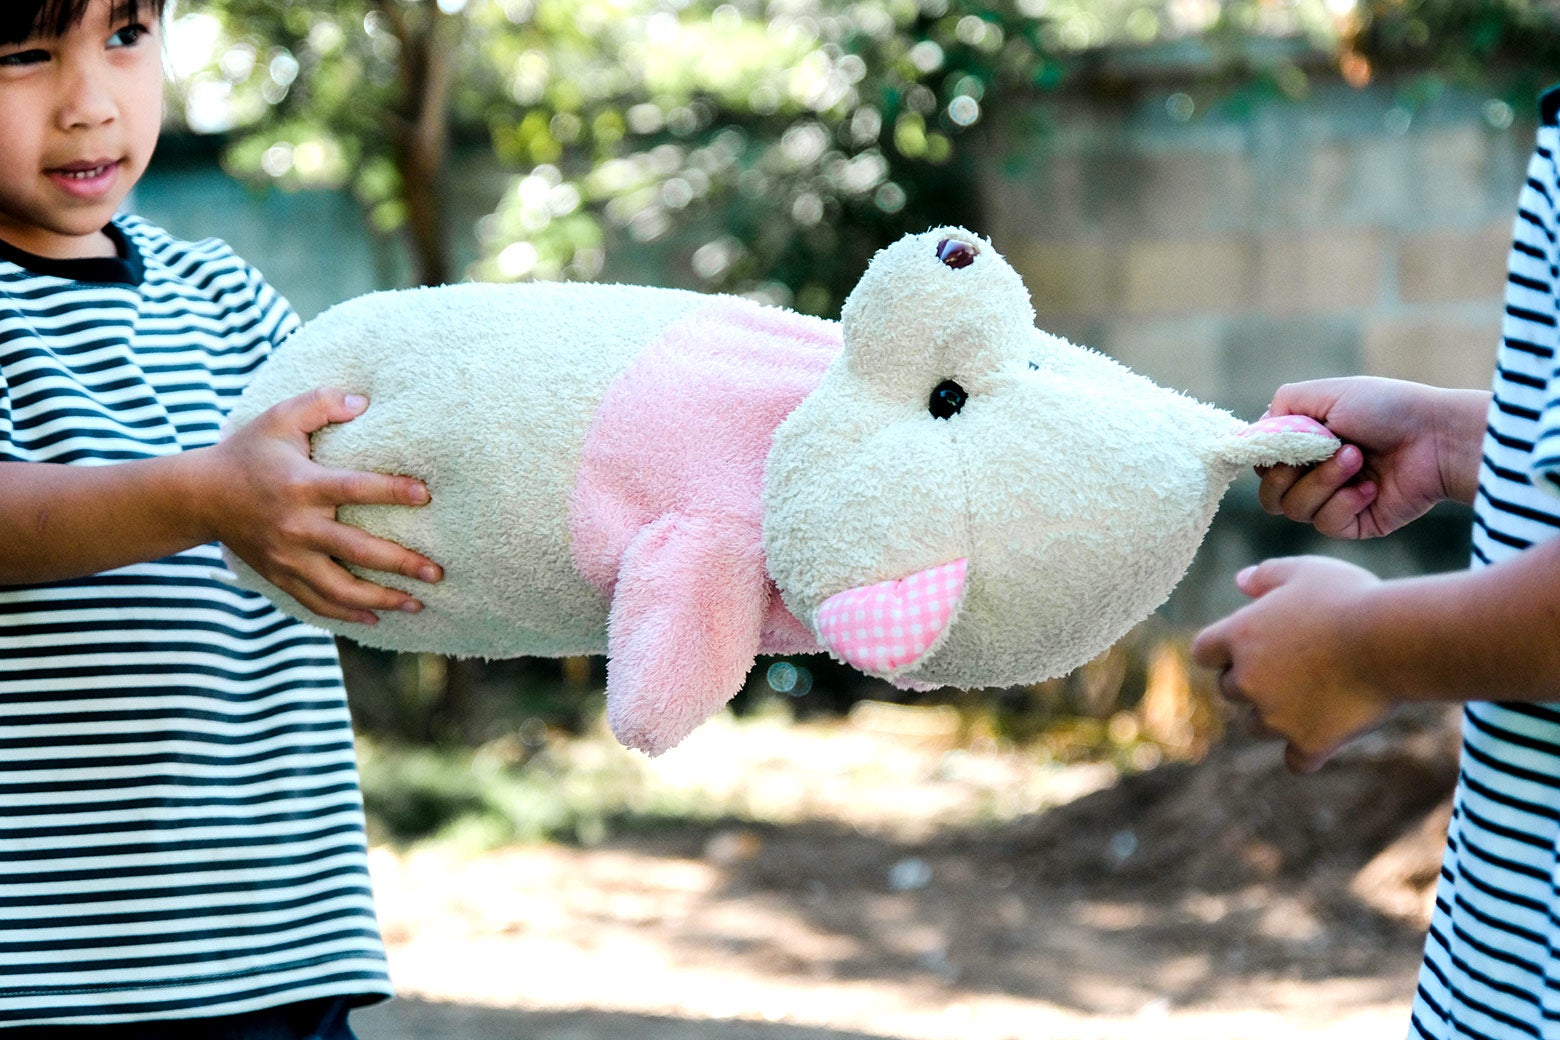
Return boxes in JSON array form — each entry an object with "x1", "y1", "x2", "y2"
[{"x1": 0, "y1": 1, "x2": 442, "y2": 1034}]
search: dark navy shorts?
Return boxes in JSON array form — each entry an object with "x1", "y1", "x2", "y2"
[{"x1": 2, "y1": 997, "x2": 359, "y2": 1039}]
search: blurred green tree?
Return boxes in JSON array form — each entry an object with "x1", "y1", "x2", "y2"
[
  {"x1": 183, "y1": 1, "x2": 467, "y2": 286},
  {"x1": 177, "y1": 0, "x2": 1356, "y2": 311},
  {"x1": 1346, "y1": 0, "x2": 1560, "y2": 110}
]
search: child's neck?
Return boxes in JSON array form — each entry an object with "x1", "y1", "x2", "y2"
[{"x1": 0, "y1": 226, "x2": 118, "y2": 262}]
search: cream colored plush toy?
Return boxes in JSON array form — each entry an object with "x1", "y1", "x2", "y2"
[{"x1": 226, "y1": 227, "x2": 1338, "y2": 755}]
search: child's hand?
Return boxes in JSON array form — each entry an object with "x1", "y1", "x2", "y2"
[
  {"x1": 1191, "y1": 555, "x2": 1394, "y2": 774},
  {"x1": 206, "y1": 387, "x2": 442, "y2": 625},
  {"x1": 1255, "y1": 377, "x2": 1488, "y2": 539}
]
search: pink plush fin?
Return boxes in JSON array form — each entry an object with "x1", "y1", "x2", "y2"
[
  {"x1": 605, "y1": 513, "x2": 766, "y2": 756},
  {"x1": 1216, "y1": 414, "x2": 1341, "y2": 469},
  {"x1": 814, "y1": 559, "x2": 968, "y2": 680}
]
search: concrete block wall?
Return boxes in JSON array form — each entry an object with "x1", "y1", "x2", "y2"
[
  {"x1": 978, "y1": 78, "x2": 1530, "y2": 421},
  {"x1": 974, "y1": 76, "x2": 1534, "y2": 621}
]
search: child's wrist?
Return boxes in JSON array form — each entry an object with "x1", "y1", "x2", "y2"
[
  {"x1": 1437, "y1": 388, "x2": 1492, "y2": 505},
  {"x1": 162, "y1": 446, "x2": 224, "y2": 546}
]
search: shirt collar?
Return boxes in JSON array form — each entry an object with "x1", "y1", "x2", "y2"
[{"x1": 0, "y1": 219, "x2": 143, "y2": 286}]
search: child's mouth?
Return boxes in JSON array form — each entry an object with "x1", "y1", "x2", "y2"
[{"x1": 48, "y1": 160, "x2": 120, "y2": 199}]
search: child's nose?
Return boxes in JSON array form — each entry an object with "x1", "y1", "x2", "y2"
[{"x1": 56, "y1": 63, "x2": 118, "y2": 130}]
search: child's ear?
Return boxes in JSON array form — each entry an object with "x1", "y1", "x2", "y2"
[{"x1": 837, "y1": 227, "x2": 1035, "y2": 400}]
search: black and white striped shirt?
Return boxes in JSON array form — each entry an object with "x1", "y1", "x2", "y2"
[
  {"x1": 0, "y1": 216, "x2": 391, "y2": 1026},
  {"x1": 1410, "y1": 87, "x2": 1560, "y2": 1039}
]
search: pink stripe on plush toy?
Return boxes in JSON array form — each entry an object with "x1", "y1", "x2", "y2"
[
  {"x1": 815, "y1": 559, "x2": 968, "y2": 677},
  {"x1": 569, "y1": 296, "x2": 840, "y2": 754},
  {"x1": 570, "y1": 296, "x2": 838, "y2": 652}
]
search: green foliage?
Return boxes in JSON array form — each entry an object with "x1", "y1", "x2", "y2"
[
  {"x1": 356, "y1": 737, "x2": 669, "y2": 849},
  {"x1": 1347, "y1": 1, "x2": 1560, "y2": 111},
  {"x1": 174, "y1": 0, "x2": 1353, "y2": 311},
  {"x1": 474, "y1": 1, "x2": 998, "y2": 308},
  {"x1": 180, "y1": 2, "x2": 399, "y2": 210}
]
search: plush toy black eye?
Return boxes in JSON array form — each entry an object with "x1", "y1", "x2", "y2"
[
  {"x1": 929, "y1": 379, "x2": 967, "y2": 419},
  {"x1": 936, "y1": 238, "x2": 978, "y2": 269}
]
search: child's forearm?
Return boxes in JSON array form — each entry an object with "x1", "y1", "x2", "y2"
[
  {"x1": 1349, "y1": 537, "x2": 1560, "y2": 704},
  {"x1": 0, "y1": 454, "x2": 215, "y2": 584}
]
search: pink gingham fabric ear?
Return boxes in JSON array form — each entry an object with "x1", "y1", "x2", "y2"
[
  {"x1": 814, "y1": 559, "x2": 968, "y2": 677},
  {"x1": 1236, "y1": 414, "x2": 1332, "y2": 438}
]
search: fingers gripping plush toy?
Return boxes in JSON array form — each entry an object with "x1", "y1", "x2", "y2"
[{"x1": 226, "y1": 228, "x2": 1338, "y2": 755}]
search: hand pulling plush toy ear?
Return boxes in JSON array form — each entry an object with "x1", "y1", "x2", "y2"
[{"x1": 225, "y1": 227, "x2": 1338, "y2": 755}]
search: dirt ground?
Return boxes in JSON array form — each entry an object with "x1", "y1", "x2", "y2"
[{"x1": 351, "y1": 703, "x2": 1462, "y2": 1040}]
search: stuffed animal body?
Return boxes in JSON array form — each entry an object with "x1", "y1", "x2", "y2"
[{"x1": 226, "y1": 228, "x2": 1339, "y2": 754}]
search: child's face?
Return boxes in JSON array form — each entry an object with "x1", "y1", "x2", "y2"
[{"x1": 0, "y1": 0, "x2": 163, "y2": 259}]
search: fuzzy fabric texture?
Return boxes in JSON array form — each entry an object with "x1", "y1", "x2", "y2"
[
  {"x1": 226, "y1": 227, "x2": 1339, "y2": 756},
  {"x1": 224, "y1": 280, "x2": 707, "y2": 660},
  {"x1": 225, "y1": 281, "x2": 838, "y2": 755}
]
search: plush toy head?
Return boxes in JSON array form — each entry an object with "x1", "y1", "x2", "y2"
[{"x1": 763, "y1": 228, "x2": 1336, "y2": 691}]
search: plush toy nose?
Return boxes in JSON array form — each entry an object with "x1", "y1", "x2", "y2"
[
  {"x1": 813, "y1": 558, "x2": 968, "y2": 678},
  {"x1": 936, "y1": 238, "x2": 979, "y2": 269}
]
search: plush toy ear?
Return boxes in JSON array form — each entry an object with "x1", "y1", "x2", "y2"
[
  {"x1": 1214, "y1": 414, "x2": 1341, "y2": 469},
  {"x1": 837, "y1": 227, "x2": 1035, "y2": 400}
]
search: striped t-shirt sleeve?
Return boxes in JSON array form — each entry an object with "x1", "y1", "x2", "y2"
[{"x1": 1519, "y1": 137, "x2": 1560, "y2": 496}]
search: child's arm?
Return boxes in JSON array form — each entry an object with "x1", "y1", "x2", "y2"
[
  {"x1": 0, "y1": 388, "x2": 440, "y2": 625},
  {"x1": 1191, "y1": 542, "x2": 1560, "y2": 774}
]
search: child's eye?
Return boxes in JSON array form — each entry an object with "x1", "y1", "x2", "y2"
[
  {"x1": 108, "y1": 24, "x2": 151, "y2": 48},
  {"x1": 0, "y1": 48, "x2": 50, "y2": 68}
]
